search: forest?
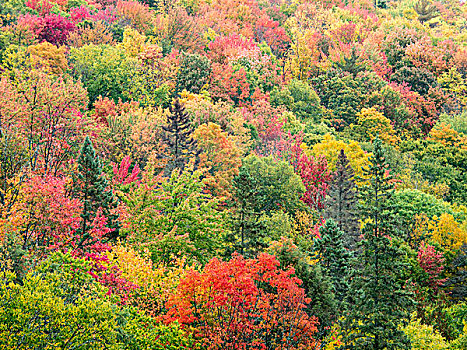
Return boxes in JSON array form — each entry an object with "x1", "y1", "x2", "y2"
[{"x1": 0, "y1": 0, "x2": 467, "y2": 348}]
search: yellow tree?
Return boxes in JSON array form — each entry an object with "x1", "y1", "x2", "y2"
[
  {"x1": 310, "y1": 134, "x2": 369, "y2": 179},
  {"x1": 350, "y1": 107, "x2": 399, "y2": 145},
  {"x1": 427, "y1": 213, "x2": 467, "y2": 251}
]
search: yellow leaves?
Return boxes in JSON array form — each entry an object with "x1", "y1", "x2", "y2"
[
  {"x1": 121, "y1": 27, "x2": 149, "y2": 57},
  {"x1": 27, "y1": 42, "x2": 67, "y2": 75},
  {"x1": 310, "y1": 134, "x2": 369, "y2": 179},
  {"x1": 107, "y1": 244, "x2": 188, "y2": 316},
  {"x1": 193, "y1": 122, "x2": 243, "y2": 198},
  {"x1": 350, "y1": 107, "x2": 399, "y2": 146},
  {"x1": 414, "y1": 212, "x2": 467, "y2": 251},
  {"x1": 403, "y1": 315, "x2": 449, "y2": 350},
  {"x1": 428, "y1": 213, "x2": 467, "y2": 251}
]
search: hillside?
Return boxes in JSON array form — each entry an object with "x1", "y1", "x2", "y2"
[{"x1": 1, "y1": 0, "x2": 467, "y2": 349}]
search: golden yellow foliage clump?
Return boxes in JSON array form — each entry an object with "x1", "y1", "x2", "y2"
[
  {"x1": 427, "y1": 213, "x2": 467, "y2": 251},
  {"x1": 427, "y1": 122, "x2": 467, "y2": 150},
  {"x1": 27, "y1": 42, "x2": 68, "y2": 74},
  {"x1": 413, "y1": 213, "x2": 467, "y2": 251},
  {"x1": 310, "y1": 134, "x2": 370, "y2": 179},
  {"x1": 350, "y1": 107, "x2": 399, "y2": 145},
  {"x1": 106, "y1": 244, "x2": 189, "y2": 317}
]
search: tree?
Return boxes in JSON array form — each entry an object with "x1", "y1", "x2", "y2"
[
  {"x1": 123, "y1": 167, "x2": 224, "y2": 265},
  {"x1": 228, "y1": 156, "x2": 305, "y2": 257},
  {"x1": 414, "y1": 0, "x2": 438, "y2": 23},
  {"x1": 313, "y1": 219, "x2": 352, "y2": 306},
  {"x1": 267, "y1": 237, "x2": 337, "y2": 340},
  {"x1": 350, "y1": 108, "x2": 398, "y2": 145},
  {"x1": 162, "y1": 99, "x2": 199, "y2": 173},
  {"x1": 164, "y1": 253, "x2": 319, "y2": 350},
  {"x1": 443, "y1": 244, "x2": 467, "y2": 302},
  {"x1": 311, "y1": 134, "x2": 369, "y2": 180},
  {"x1": 341, "y1": 137, "x2": 414, "y2": 350},
  {"x1": 324, "y1": 150, "x2": 360, "y2": 250},
  {"x1": 270, "y1": 79, "x2": 323, "y2": 122},
  {"x1": 193, "y1": 122, "x2": 243, "y2": 199},
  {"x1": 289, "y1": 137, "x2": 332, "y2": 211},
  {"x1": 73, "y1": 136, "x2": 120, "y2": 248},
  {"x1": 228, "y1": 166, "x2": 268, "y2": 257},
  {"x1": 175, "y1": 52, "x2": 211, "y2": 94}
]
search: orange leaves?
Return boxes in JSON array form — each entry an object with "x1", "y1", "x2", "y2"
[
  {"x1": 165, "y1": 253, "x2": 318, "y2": 350},
  {"x1": 116, "y1": 1, "x2": 153, "y2": 33},
  {"x1": 427, "y1": 122, "x2": 467, "y2": 149},
  {"x1": 193, "y1": 122, "x2": 243, "y2": 199}
]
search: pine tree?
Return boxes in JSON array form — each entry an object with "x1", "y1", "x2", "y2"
[
  {"x1": 341, "y1": 137, "x2": 413, "y2": 350},
  {"x1": 443, "y1": 243, "x2": 467, "y2": 302},
  {"x1": 73, "y1": 136, "x2": 120, "y2": 248},
  {"x1": 227, "y1": 166, "x2": 266, "y2": 258},
  {"x1": 314, "y1": 219, "x2": 352, "y2": 306},
  {"x1": 162, "y1": 99, "x2": 198, "y2": 173},
  {"x1": 324, "y1": 149, "x2": 360, "y2": 250},
  {"x1": 334, "y1": 48, "x2": 365, "y2": 78}
]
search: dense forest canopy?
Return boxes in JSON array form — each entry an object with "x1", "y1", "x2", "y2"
[{"x1": 1, "y1": 0, "x2": 467, "y2": 348}]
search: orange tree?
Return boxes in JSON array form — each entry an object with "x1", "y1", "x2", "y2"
[{"x1": 164, "y1": 252, "x2": 319, "y2": 350}]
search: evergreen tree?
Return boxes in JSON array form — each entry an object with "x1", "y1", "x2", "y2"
[
  {"x1": 375, "y1": 0, "x2": 387, "y2": 9},
  {"x1": 269, "y1": 238, "x2": 338, "y2": 340},
  {"x1": 443, "y1": 243, "x2": 467, "y2": 302},
  {"x1": 73, "y1": 136, "x2": 120, "y2": 247},
  {"x1": 334, "y1": 48, "x2": 365, "y2": 78},
  {"x1": 227, "y1": 166, "x2": 266, "y2": 258},
  {"x1": 324, "y1": 149, "x2": 360, "y2": 250},
  {"x1": 341, "y1": 137, "x2": 414, "y2": 350},
  {"x1": 314, "y1": 219, "x2": 352, "y2": 306},
  {"x1": 162, "y1": 99, "x2": 198, "y2": 173}
]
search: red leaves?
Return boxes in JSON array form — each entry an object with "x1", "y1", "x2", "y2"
[
  {"x1": 112, "y1": 156, "x2": 140, "y2": 186},
  {"x1": 18, "y1": 13, "x2": 75, "y2": 46},
  {"x1": 290, "y1": 136, "x2": 332, "y2": 211},
  {"x1": 164, "y1": 253, "x2": 318, "y2": 350},
  {"x1": 210, "y1": 62, "x2": 251, "y2": 106},
  {"x1": 418, "y1": 242, "x2": 446, "y2": 291}
]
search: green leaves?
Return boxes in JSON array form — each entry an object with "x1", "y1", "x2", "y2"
[{"x1": 124, "y1": 167, "x2": 225, "y2": 265}]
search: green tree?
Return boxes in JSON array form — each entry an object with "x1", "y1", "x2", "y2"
[
  {"x1": 0, "y1": 252, "x2": 118, "y2": 350},
  {"x1": 270, "y1": 79, "x2": 323, "y2": 122},
  {"x1": 69, "y1": 44, "x2": 137, "y2": 107},
  {"x1": 414, "y1": 0, "x2": 438, "y2": 23},
  {"x1": 175, "y1": 52, "x2": 211, "y2": 94},
  {"x1": 162, "y1": 99, "x2": 199, "y2": 173},
  {"x1": 324, "y1": 149, "x2": 360, "y2": 250},
  {"x1": 124, "y1": 167, "x2": 224, "y2": 265},
  {"x1": 73, "y1": 136, "x2": 120, "y2": 247},
  {"x1": 341, "y1": 137, "x2": 414, "y2": 350},
  {"x1": 228, "y1": 156, "x2": 305, "y2": 257},
  {"x1": 314, "y1": 219, "x2": 352, "y2": 306}
]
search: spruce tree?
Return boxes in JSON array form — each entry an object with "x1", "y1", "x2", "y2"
[
  {"x1": 341, "y1": 137, "x2": 413, "y2": 350},
  {"x1": 73, "y1": 136, "x2": 120, "y2": 247},
  {"x1": 314, "y1": 219, "x2": 352, "y2": 306},
  {"x1": 324, "y1": 149, "x2": 360, "y2": 250},
  {"x1": 162, "y1": 99, "x2": 198, "y2": 173},
  {"x1": 444, "y1": 243, "x2": 467, "y2": 302},
  {"x1": 227, "y1": 166, "x2": 266, "y2": 258}
]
